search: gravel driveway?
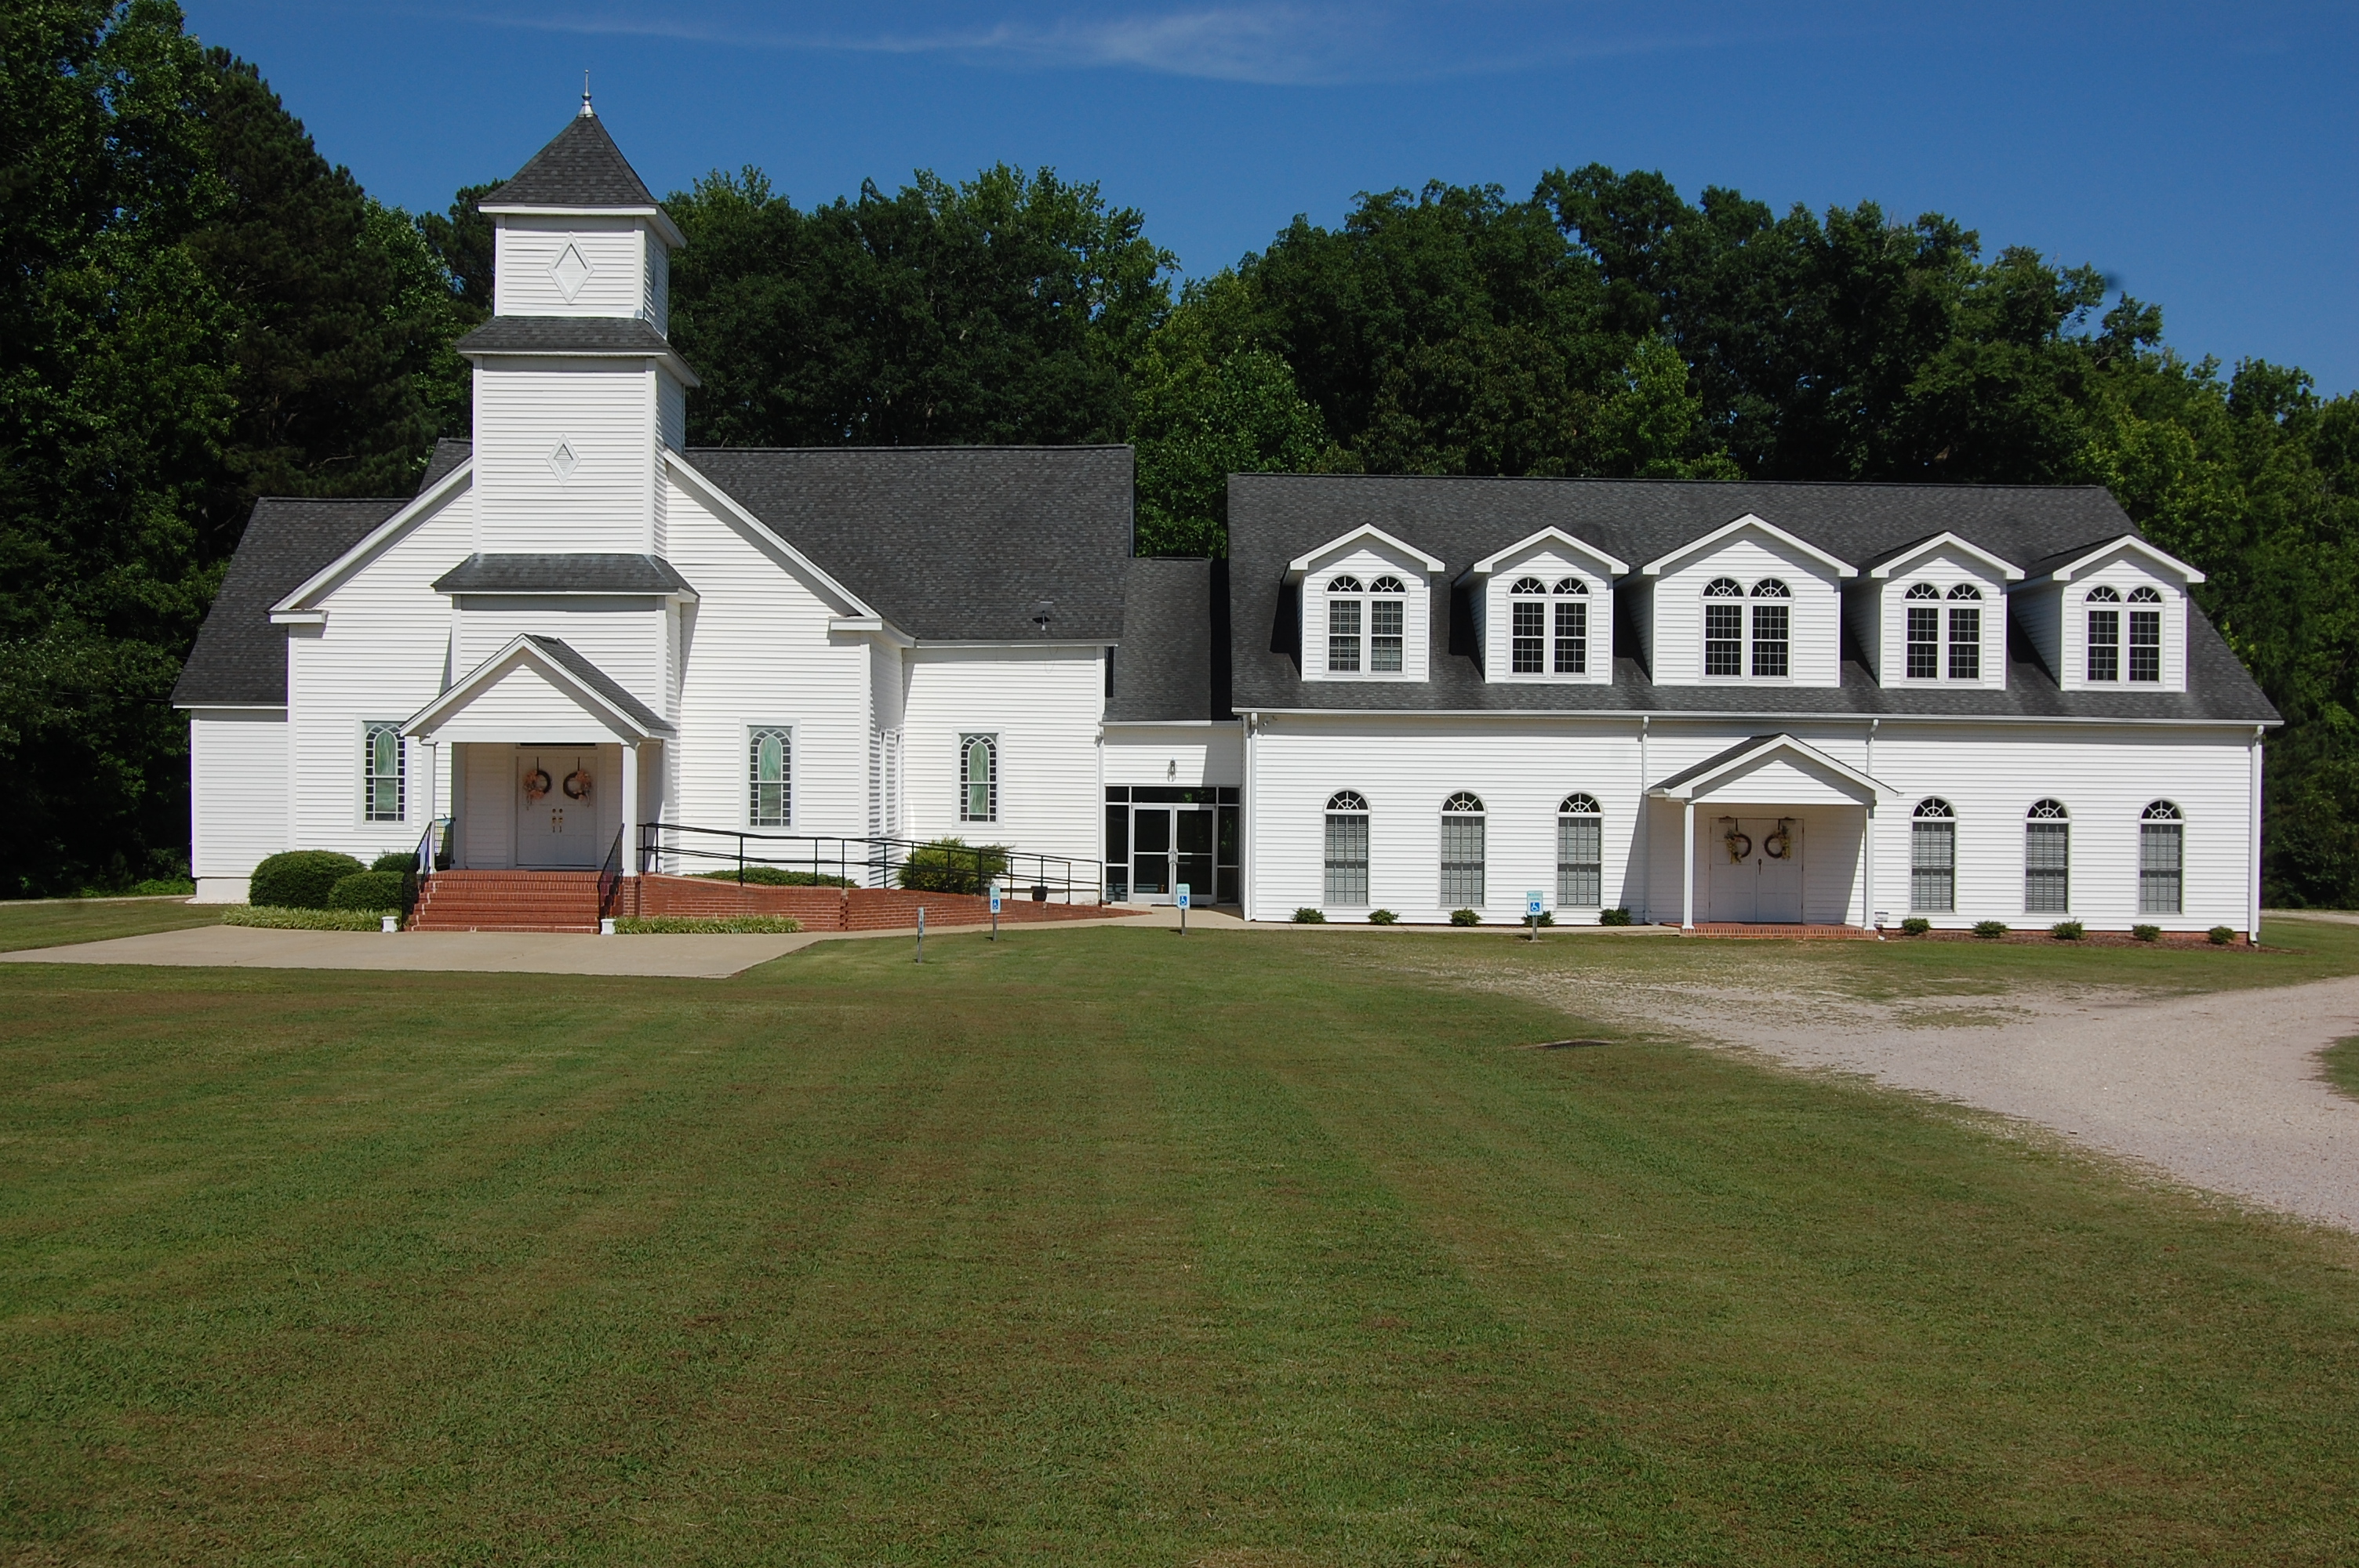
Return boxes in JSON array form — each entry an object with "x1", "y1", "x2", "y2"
[{"x1": 1447, "y1": 931, "x2": 2359, "y2": 1233}]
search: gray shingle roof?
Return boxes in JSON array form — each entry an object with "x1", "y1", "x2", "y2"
[
  {"x1": 432, "y1": 554, "x2": 692, "y2": 596},
  {"x1": 1229, "y1": 474, "x2": 2278, "y2": 724},
  {"x1": 1109, "y1": 558, "x2": 1219, "y2": 721},
  {"x1": 684, "y1": 446, "x2": 1134, "y2": 641},
  {"x1": 481, "y1": 111, "x2": 656, "y2": 208},
  {"x1": 416, "y1": 437, "x2": 471, "y2": 494},
  {"x1": 456, "y1": 314, "x2": 673, "y2": 355},
  {"x1": 520, "y1": 636, "x2": 672, "y2": 735},
  {"x1": 172, "y1": 497, "x2": 408, "y2": 706}
]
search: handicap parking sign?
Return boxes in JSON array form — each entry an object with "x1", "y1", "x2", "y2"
[
  {"x1": 988, "y1": 886, "x2": 1002, "y2": 913},
  {"x1": 1526, "y1": 890, "x2": 1545, "y2": 918},
  {"x1": 1176, "y1": 883, "x2": 1190, "y2": 909}
]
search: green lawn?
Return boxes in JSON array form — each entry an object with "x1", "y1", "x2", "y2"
[
  {"x1": 0, "y1": 895, "x2": 220, "y2": 953},
  {"x1": 2324, "y1": 1036, "x2": 2359, "y2": 1103},
  {"x1": 3, "y1": 926, "x2": 2357, "y2": 1563}
]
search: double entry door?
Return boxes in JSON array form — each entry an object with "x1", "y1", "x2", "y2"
[
  {"x1": 1129, "y1": 804, "x2": 1214, "y2": 902},
  {"x1": 1707, "y1": 815, "x2": 1805, "y2": 924},
  {"x1": 514, "y1": 747, "x2": 605, "y2": 868}
]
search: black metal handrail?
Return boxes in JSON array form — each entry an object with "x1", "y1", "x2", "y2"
[
  {"x1": 413, "y1": 816, "x2": 452, "y2": 878},
  {"x1": 639, "y1": 822, "x2": 1105, "y2": 906},
  {"x1": 596, "y1": 826, "x2": 625, "y2": 919}
]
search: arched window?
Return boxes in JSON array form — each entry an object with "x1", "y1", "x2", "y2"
[
  {"x1": 748, "y1": 726, "x2": 791, "y2": 827},
  {"x1": 2140, "y1": 799, "x2": 2183, "y2": 913},
  {"x1": 2085, "y1": 586, "x2": 2121, "y2": 681},
  {"x1": 1325, "y1": 790, "x2": 1369, "y2": 907},
  {"x1": 1750, "y1": 579, "x2": 1790, "y2": 677},
  {"x1": 1946, "y1": 583, "x2": 1983, "y2": 680},
  {"x1": 2127, "y1": 586, "x2": 2162, "y2": 681},
  {"x1": 2025, "y1": 799, "x2": 2069, "y2": 913},
  {"x1": 960, "y1": 733, "x2": 998, "y2": 822},
  {"x1": 1904, "y1": 583, "x2": 1942, "y2": 678},
  {"x1": 1910, "y1": 797, "x2": 1954, "y2": 913},
  {"x1": 1509, "y1": 577, "x2": 1548, "y2": 673},
  {"x1": 1326, "y1": 575, "x2": 1365, "y2": 673},
  {"x1": 362, "y1": 722, "x2": 405, "y2": 822},
  {"x1": 1557, "y1": 793, "x2": 1603, "y2": 906},
  {"x1": 1552, "y1": 579, "x2": 1590, "y2": 673},
  {"x1": 1440, "y1": 792, "x2": 1485, "y2": 907},
  {"x1": 1368, "y1": 576, "x2": 1406, "y2": 672},
  {"x1": 1703, "y1": 578, "x2": 1745, "y2": 676}
]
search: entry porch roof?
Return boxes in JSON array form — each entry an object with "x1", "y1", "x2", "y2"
[
  {"x1": 405, "y1": 635, "x2": 673, "y2": 746},
  {"x1": 1646, "y1": 732, "x2": 1892, "y2": 806}
]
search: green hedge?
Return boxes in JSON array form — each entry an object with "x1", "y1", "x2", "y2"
[
  {"x1": 897, "y1": 838, "x2": 1009, "y2": 895},
  {"x1": 328, "y1": 870, "x2": 411, "y2": 913},
  {"x1": 249, "y1": 851, "x2": 364, "y2": 909},
  {"x1": 690, "y1": 866, "x2": 853, "y2": 888},
  {"x1": 615, "y1": 916, "x2": 803, "y2": 934},
  {"x1": 225, "y1": 906, "x2": 394, "y2": 931}
]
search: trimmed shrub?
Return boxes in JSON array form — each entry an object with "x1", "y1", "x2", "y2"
[
  {"x1": 1292, "y1": 907, "x2": 1327, "y2": 924},
  {"x1": 1972, "y1": 920, "x2": 2009, "y2": 939},
  {"x1": 2132, "y1": 924, "x2": 2162, "y2": 942},
  {"x1": 249, "y1": 851, "x2": 364, "y2": 910},
  {"x1": 1449, "y1": 908, "x2": 1481, "y2": 927},
  {"x1": 1598, "y1": 907, "x2": 1633, "y2": 927},
  {"x1": 1534, "y1": 909, "x2": 1555, "y2": 927},
  {"x1": 1899, "y1": 916, "x2": 1932, "y2": 936},
  {"x1": 328, "y1": 870, "x2": 410, "y2": 913},
  {"x1": 2050, "y1": 920, "x2": 2085, "y2": 941},
  {"x1": 616, "y1": 916, "x2": 802, "y2": 935},
  {"x1": 1367, "y1": 909, "x2": 1398, "y2": 924},
  {"x1": 2208, "y1": 925, "x2": 2237, "y2": 946},
  {"x1": 369, "y1": 852, "x2": 415, "y2": 874},
  {"x1": 224, "y1": 906, "x2": 391, "y2": 931},
  {"x1": 897, "y1": 837, "x2": 1009, "y2": 895},
  {"x1": 691, "y1": 866, "x2": 854, "y2": 888}
]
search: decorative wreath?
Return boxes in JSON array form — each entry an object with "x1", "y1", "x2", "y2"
[
  {"x1": 1763, "y1": 819, "x2": 1794, "y2": 860},
  {"x1": 1721, "y1": 828, "x2": 1753, "y2": 863},
  {"x1": 522, "y1": 764, "x2": 551, "y2": 803},
  {"x1": 563, "y1": 759, "x2": 594, "y2": 801}
]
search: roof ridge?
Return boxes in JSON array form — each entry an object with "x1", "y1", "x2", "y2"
[
  {"x1": 688, "y1": 443, "x2": 1132, "y2": 454},
  {"x1": 1236, "y1": 472, "x2": 2114, "y2": 494}
]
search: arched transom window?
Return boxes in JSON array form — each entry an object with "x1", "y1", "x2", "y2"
[
  {"x1": 1902, "y1": 583, "x2": 1986, "y2": 681},
  {"x1": 2140, "y1": 799, "x2": 2183, "y2": 913},
  {"x1": 1910, "y1": 797, "x2": 1954, "y2": 913},
  {"x1": 1750, "y1": 579, "x2": 1790, "y2": 677},
  {"x1": 2085, "y1": 586, "x2": 2122, "y2": 681},
  {"x1": 1557, "y1": 793, "x2": 1602, "y2": 907},
  {"x1": 1440, "y1": 792, "x2": 1485, "y2": 908},
  {"x1": 1553, "y1": 579, "x2": 1589, "y2": 673},
  {"x1": 1703, "y1": 578, "x2": 1745, "y2": 676},
  {"x1": 1509, "y1": 577, "x2": 1549, "y2": 673},
  {"x1": 1326, "y1": 573, "x2": 1406, "y2": 674},
  {"x1": 1325, "y1": 574, "x2": 1364, "y2": 673},
  {"x1": 1324, "y1": 791, "x2": 1369, "y2": 907},
  {"x1": 2025, "y1": 799, "x2": 2069, "y2": 913},
  {"x1": 2127, "y1": 585, "x2": 2162, "y2": 681}
]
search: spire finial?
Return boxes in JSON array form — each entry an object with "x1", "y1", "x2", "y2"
[{"x1": 580, "y1": 71, "x2": 594, "y2": 118}]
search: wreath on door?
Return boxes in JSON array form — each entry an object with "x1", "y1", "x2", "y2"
[
  {"x1": 1720, "y1": 822, "x2": 1752, "y2": 862},
  {"x1": 1763, "y1": 818, "x2": 1794, "y2": 859},
  {"x1": 522, "y1": 760, "x2": 551, "y2": 803},
  {"x1": 562, "y1": 756, "x2": 593, "y2": 801}
]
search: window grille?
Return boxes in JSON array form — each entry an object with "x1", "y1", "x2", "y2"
[
  {"x1": 1326, "y1": 575, "x2": 1362, "y2": 673},
  {"x1": 2085, "y1": 586, "x2": 2121, "y2": 681},
  {"x1": 1557, "y1": 793, "x2": 1602, "y2": 906},
  {"x1": 1325, "y1": 790, "x2": 1370, "y2": 906},
  {"x1": 1947, "y1": 584, "x2": 1982, "y2": 681},
  {"x1": 362, "y1": 722, "x2": 405, "y2": 822},
  {"x1": 1750, "y1": 579, "x2": 1790, "y2": 677},
  {"x1": 1911, "y1": 797, "x2": 1955, "y2": 913},
  {"x1": 1905, "y1": 583, "x2": 1941, "y2": 679},
  {"x1": 1703, "y1": 578, "x2": 1744, "y2": 676},
  {"x1": 1440, "y1": 792, "x2": 1485, "y2": 906},
  {"x1": 2025, "y1": 799, "x2": 2070, "y2": 913},
  {"x1": 748, "y1": 727, "x2": 791, "y2": 827},
  {"x1": 960, "y1": 733, "x2": 998, "y2": 822},
  {"x1": 2128, "y1": 586, "x2": 2161, "y2": 682},
  {"x1": 1369, "y1": 576, "x2": 1405, "y2": 671},
  {"x1": 1553, "y1": 582, "x2": 1588, "y2": 673},
  {"x1": 1510, "y1": 577, "x2": 1547, "y2": 673},
  {"x1": 2140, "y1": 799, "x2": 2183, "y2": 913}
]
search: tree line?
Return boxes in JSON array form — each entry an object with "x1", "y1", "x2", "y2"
[{"x1": 8, "y1": 2, "x2": 2357, "y2": 903}]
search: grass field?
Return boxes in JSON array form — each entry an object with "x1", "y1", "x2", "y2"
[
  {"x1": 0, "y1": 896, "x2": 220, "y2": 953},
  {"x1": 3, "y1": 912, "x2": 2358, "y2": 1563},
  {"x1": 2324, "y1": 1036, "x2": 2359, "y2": 1102}
]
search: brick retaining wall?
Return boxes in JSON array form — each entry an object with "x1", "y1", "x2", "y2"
[{"x1": 622, "y1": 874, "x2": 1132, "y2": 931}]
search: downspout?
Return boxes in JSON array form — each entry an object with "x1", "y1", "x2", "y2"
[
  {"x1": 1241, "y1": 710, "x2": 1258, "y2": 922},
  {"x1": 1866, "y1": 717, "x2": 1881, "y2": 936},
  {"x1": 1638, "y1": 714, "x2": 1652, "y2": 924},
  {"x1": 2250, "y1": 724, "x2": 2264, "y2": 946}
]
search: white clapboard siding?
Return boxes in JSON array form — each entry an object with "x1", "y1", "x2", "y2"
[
  {"x1": 1866, "y1": 723, "x2": 2252, "y2": 931},
  {"x1": 188, "y1": 709, "x2": 289, "y2": 896},
  {"x1": 1103, "y1": 724, "x2": 1245, "y2": 789},
  {"x1": 902, "y1": 647, "x2": 1107, "y2": 865},
  {"x1": 1648, "y1": 535, "x2": 1843, "y2": 687},
  {"x1": 426, "y1": 660, "x2": 629, "y2": 744},
  {"x1": 645, "y1": 237, "x2": 671, "y2": 333},
  {"x1": 454, "y1": 601, "x2": 667, "y2": 710},
  {"x1": 286, "y1": 486, "x2": 472, "y2": 863},
  {"x1": 662, "y1": 477, "x2": 873, "y2": 848},
  {"x1": 1481, "y1": 546, "x2": 1615, "y2": 684},
  {"x1": 657, "y1": 374, "x2": 685, "y2": 456},
  {"x1": 473, "y1": 362, "x2": 655, "y2": 553},
  {"x1": 1302, "y1": 542, "x2": 1434, "y2": 683},
  {"x1": 493, "y1": 216, "x2": 648, "y2": 318}
]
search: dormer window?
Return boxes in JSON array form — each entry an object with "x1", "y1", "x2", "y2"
[
  {"x1": 2085, "y1": 586, "x2": 2121, "y2": 681},
  {"x1": 1326, "y1": 575, "x2": 1364, "y2": 671},
  {"x1": 1904, "y1": 583, "x2": 1942, "y2": 677},
  {"x1": 2127, "y1": 586, "x2": 2162, "y2": 681},
  {"x1": 1947, "y1": 584, "x2": 1983, "y2": 679},
  {"x1": 1553, "y1": 579, "x2": 1590, "y2": 673},
  {"x1": 1509, "y1": 578, "x2": 1548, "y2": 672},
  {"x1": 1750, "y1": 579, "x2": 1791, "y2": 677},
  {"x1": 1703, "y1": 578, "x2": 1745, "y2": 675},
  {"x1": 1902, "y1": 581, "x2": 1983, "y2": 681},
  {"x1": 1368, "y1": 575, "x2": 1406, "y2": 672}
]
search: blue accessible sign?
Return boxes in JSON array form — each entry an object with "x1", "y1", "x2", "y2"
[{"x1": 1526, "y1": 890, "x2": 1546, "y2": 918}]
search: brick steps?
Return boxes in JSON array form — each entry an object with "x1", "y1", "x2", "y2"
[{"x1": 414, "y1": 871, "x2": 602, "y2": 932}]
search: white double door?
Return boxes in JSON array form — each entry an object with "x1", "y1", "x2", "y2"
[
  {"x1": 514, "y1": 747, "x2": 605, "y2": 868},
  {"x1": 1707, "y1": 815, "x2": 1805, "y2": 923}
]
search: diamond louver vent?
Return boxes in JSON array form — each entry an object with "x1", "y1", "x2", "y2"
[
  {"x1": 548, "y1": 440, "x2": 579, "y2": 480},
  {"x1": 549, "y1": 241, "x2": 593, "y2": 302}
]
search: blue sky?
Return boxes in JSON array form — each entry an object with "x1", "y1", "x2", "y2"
[{"x1": 181, "y1": 2, "x2": 2359, "y2": 395}]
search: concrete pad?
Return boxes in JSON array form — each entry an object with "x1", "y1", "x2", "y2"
[{"x1": 0, "y1": 924, "x2": 808, "y2": 979}]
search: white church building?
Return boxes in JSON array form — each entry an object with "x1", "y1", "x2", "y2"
[{"x1": 173, "y1": 105, "x2": 2278, "y2": 935}]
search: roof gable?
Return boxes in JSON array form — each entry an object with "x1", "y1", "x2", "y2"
[
  {"x1": 172, "y1": 497, "x2": 408, "y2": 707},
  {"x1": 2023, "y1": 533, "x2": 2205, "y2": 586},
  {"x1": 271, "y1": 457, "x2": 474, "y2": 615},
  {"x1": 1642, "y1": 513, "x2": 1856, "y2": 579},
  {"x1": 406, "y1": 634, "x2": 672, "y2": 742},
  {"x1": 1863, "y1": 531, "x2": 2025, "y2": 582},
  {"x1": 1647, "y1": 733, "x2": 1890, "y2": 804},
  {"x1": 1462, "y1": 526, "x2": 1629, "y2": 583},
  {"x1": 1285, "y1": 524, "x2": 1446, "y2": 581}
]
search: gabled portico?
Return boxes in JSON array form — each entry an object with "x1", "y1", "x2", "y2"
[
  {"x1": 405, "y1": 634, "x2": 672, "y2": 872},
  {"x1": 1647, "y1": 733, "x2": 1894, "y2": 931}
]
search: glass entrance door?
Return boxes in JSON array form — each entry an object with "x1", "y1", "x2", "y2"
[
  {"x1": 1104, "y1": 786, "x2": 1241, "y2": 904},
  {"x1": 1175, "y1": 808, "x2": 1214, "y2": 898},
  {"x1": 1132, "y1": 808, "x2": 1172, "y2": 896}
]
